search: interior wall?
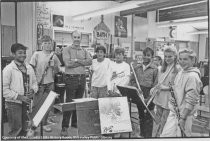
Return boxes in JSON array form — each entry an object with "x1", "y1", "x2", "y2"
[
  {"x1": 17, "y1": 2, "x2": 36, "y2": 62},
  {"x1": 1, "y1": 2, "x2": 15, "y2": 26}
]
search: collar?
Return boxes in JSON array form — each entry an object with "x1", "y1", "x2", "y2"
[
  {"x1": 14, "y1": 60, "x2": 26, "y2": 67},
  {"x1": 140, "y1": 62, "x2": 156, "y2": 70},
  {"x1": 71, "y1": 44, "x2": 82, "y2": 50},
  {"x1": 11, "y1": 60, "x2": 30, "y2": 70}
]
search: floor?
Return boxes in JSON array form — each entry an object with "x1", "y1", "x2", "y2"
[{"x1": 3, "y1": 104, "x2": 209, "y2": 140}]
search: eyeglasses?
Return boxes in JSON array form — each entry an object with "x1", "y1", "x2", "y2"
[{"x1": 73, "y1": 36, "x2": 81, "y2": 39}]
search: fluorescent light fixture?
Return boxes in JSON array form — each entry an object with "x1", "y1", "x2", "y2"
[
  {"x1": 157, "y1": 16, "x2": 208, "y2": 28},
  {"x1": 72, "y1": 1, "x2": 147, "y2": 21},
  {"x1": 187, "y1": 30, "x2": 208, "y2": 35}
]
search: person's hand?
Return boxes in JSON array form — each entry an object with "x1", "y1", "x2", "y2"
[
  {"x1": 17, "y1": 95, "x2": 31, "y2": 104},
  {"x1": 111, "y1": 72, "x2": 117, "y2": 80},
  {"x1": 108, "y1": 90, "x2": 113, "y2": 96},
  {"x1": 178, "y1": 118, "x2": 186, "y2": 132},
  {"x1": 59, "y1": 66, "x2": 65, "y2": 73},
  {"x1": 25, "y1": 89, "x2": 34, "y2": 99}
]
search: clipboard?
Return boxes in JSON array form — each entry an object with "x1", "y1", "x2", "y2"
[{"x1": 117, "y1": 85, "x2": 160, "y2": 124}]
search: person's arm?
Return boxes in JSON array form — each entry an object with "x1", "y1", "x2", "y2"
[
  {"x1": 29, "y1": 66, "x2": 38, "y2": 94},
  {"x1": 107, "y1": 60, "x2": 113, "y2": 92},
  {"x1": 62, "y1": 47, "x2": 81, "y2": 68},
  {"x1": 179, "y1": 75, "x2": 202, "y2": 129},
  {"x1": 29, "y1": 52, "x2": 37, "y2": 73},
  {"x1": 76, "y1": 50, "x2": 92, "y2": 66},
  {"x1": 3, "y1": 67, "x2": 19, "y2": 100}
]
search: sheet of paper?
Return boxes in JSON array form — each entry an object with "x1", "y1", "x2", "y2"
[
  {"x1": 33, "y1": 91, "x2": 58, "y2": 127},
  {"x1": 98, "y1": 97, "x2": 132, "y2": 134},
  {"x1": 72, "y1": 98, "x2": 97, "y2": 103}
]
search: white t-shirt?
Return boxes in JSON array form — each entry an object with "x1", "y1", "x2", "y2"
[
  {"x1": 91, "y1": 58, "x2": 112, "y2": 87},
  {"x1": 30, "y1": 51, "x2": 61, "y2": 84},
  {"x1": 110, "y1": 61, "x2": 130, "y2": 93}
]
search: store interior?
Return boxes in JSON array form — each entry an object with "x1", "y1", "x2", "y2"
[{"x1": 1, "y1": 0, "x2": 210, "y2": 138}]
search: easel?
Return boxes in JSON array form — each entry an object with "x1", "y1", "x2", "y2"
[
  {"x1": 27, "y1": 91, "x2": 58, "y2": 138},
  {"x1": 117, "y1": 85, "x2": 160, "y2": 138}
]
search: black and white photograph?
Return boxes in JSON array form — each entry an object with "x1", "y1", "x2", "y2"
[{"x1": 1, "y1": 0, "x2": 210, "y2": 140}]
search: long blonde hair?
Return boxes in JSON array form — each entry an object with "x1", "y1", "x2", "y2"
[{"x1": 161, "y1": 46, "x2": 179, "y2": 73}]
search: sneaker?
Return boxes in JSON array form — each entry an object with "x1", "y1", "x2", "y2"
[
  {"x1": 43, "y1": 126, "x2": 52, "y2": 132},
  {"x1": 60, "y1": 127, "x2": 68, "y2": 136}
]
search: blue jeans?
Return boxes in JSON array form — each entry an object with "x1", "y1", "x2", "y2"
[
  {"x1": 33, "y1": 82, "x2": 54, "y2": 125},
  {"x1": 62, "y1": 74, "x2": 86, "y2": 128},
  {"x1": 5, "y1": 102, "x2": 28, "y2": 136},
  {"x1": 90, "y1": 86, "x2": 108, "y2": 99}
]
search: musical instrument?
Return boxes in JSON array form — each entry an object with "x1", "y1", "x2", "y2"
[
  {"x1": 25, "y1": 74, "x2": 35, "y2": 137},
  {"x1": 130, "y1": 62, "x2": 144, "y2": 100},
  {"x1": 169, "y1": 82, "x2": 186, "y2": 137},
  {"x1": 55, "y1": 72, "x2": 65, "y2": 87}
]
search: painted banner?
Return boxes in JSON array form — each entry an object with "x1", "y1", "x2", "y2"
[
  {"x1": 98, "y1": 97, "x2": 132, "y2": 134},
  {"x1": 115, "y1": 16, "x2": 127, "y2": 38}
]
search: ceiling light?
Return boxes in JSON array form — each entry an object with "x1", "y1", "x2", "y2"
[
  {"x1": 72, "y1": 1, "x2": 148, "y2": 21},
  {"x1": 157, "y1": 16, "x2": 208, "y2": 28}
]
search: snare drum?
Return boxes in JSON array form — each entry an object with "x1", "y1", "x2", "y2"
[{"x1": 55, "y1": 72, "x2": 65, "y2": 87}]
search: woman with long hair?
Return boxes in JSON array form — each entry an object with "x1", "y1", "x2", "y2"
[{"x1": 152, "y1": 45, "x2": 181, "y2": 137}]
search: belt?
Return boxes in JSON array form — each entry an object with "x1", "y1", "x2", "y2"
[{"x1": 65, "y1": 74, "x2": 85, "y2": 77}]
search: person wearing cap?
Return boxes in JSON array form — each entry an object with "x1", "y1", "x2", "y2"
[
  {"x1": 151, "y1": 46, "x2": 181, "y2": 137},
  {"x1": 160, "y1": 48, "x2": 202, "y2": 137},
  {"x1": 60, "y1": 30, "x2": 92, "y2": 136},
  {"x1": 30, "y1": 35, "x2": 61, "y2": 132},
  {"x1": 3, "y1": 43, "x2": 38, "y2": 136}
]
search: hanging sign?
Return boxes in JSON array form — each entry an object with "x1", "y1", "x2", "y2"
[{"x1": 93, "y1": 15, "x2": 110, "y2": 41}]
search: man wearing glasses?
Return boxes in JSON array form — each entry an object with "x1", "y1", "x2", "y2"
[{"x1": 60, "y1": 31, "x2": 92, "y2": 136}]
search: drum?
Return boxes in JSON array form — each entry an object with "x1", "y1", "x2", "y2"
[{"x1": 55, "y1": 72, "x2": 65, "y2": 87}]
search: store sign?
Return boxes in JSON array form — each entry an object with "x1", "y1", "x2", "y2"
[
  {"x1": 93, "y1": 15, "x2": 110, "y2": 41},
  {"x1": 95, "y1": 30, "x2": 109, "y2": 40}
]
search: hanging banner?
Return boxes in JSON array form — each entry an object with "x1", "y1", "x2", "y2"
[
  {"x1": 93, "y1": 15, "x2": 110, "y2": 46},
  {"x1": 115, "y1": 16, "x2": 127, "y2": 38}
]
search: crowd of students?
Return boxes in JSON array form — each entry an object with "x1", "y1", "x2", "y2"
[{"x1": 3, "y1": 30, "x2": 202, "y2": 138}]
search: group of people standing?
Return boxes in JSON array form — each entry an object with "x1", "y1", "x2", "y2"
[{"x1": 3, "y1": 30, "x2": 202, "y2": 138}]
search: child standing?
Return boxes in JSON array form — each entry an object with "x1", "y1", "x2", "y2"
[
  {"x1": 3, "y1": 43, "x2": 38, "y2": 136},
  {"x1": 131, "y1": 47, "x2": 158, "y2": 138},
  {"x1": 160, "y1": 48, "x2": 202, "y2": 137},
  {"x1": 90, "y1": 45, "x2": 112, "y2": 98},
  {"x1": 30, "y1": 35, "x2": 61, "y2": 132},
  {"x1": 109, "y1": 47, "x2": 131, "y2": 96},
  {"x1": 152, "y1": 46, "x2": 181, "y2": 137}
]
